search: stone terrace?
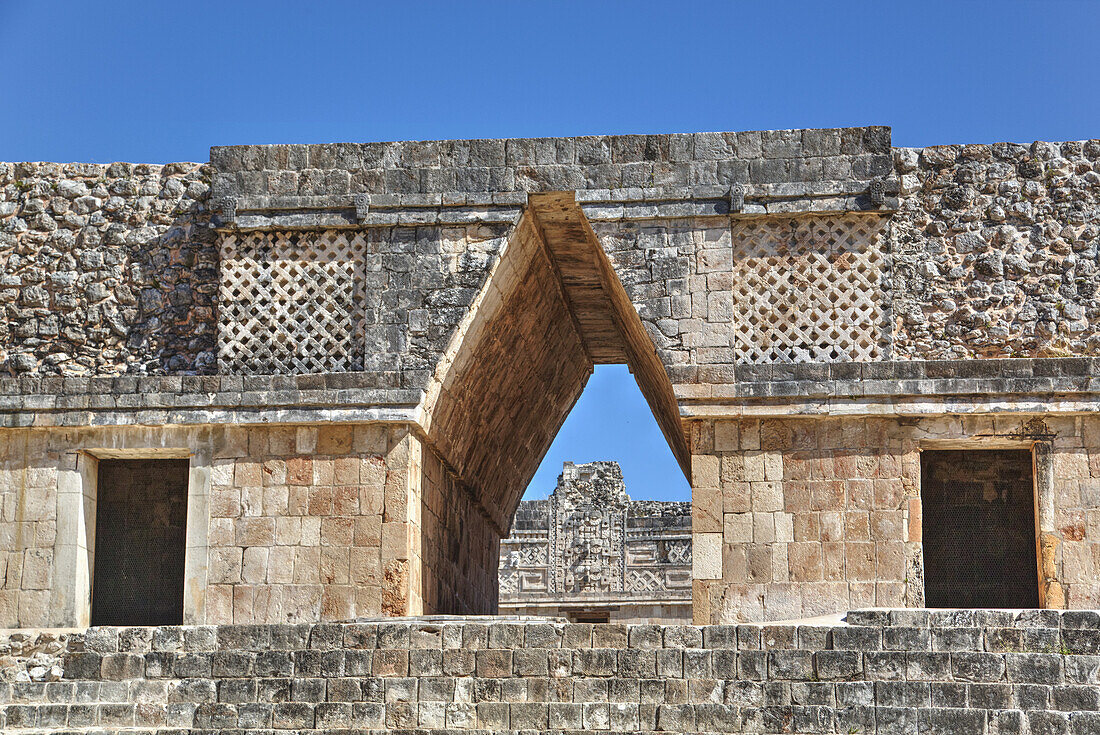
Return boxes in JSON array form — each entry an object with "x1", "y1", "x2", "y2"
[{"x1": 3, "y1": 610, "x2": 1100, "y2": 733}]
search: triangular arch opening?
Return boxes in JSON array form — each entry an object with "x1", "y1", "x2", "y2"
[{"x1": 415, "y1": 192, "x2": 688, "y2": 613}]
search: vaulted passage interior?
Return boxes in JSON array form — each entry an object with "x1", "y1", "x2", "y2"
[
  {"x1": 418, "y1": 193, "x2": 688, "y2": 614},
  {"x1": 920, "y1": 449, "x2": 1039, "y2": 609},
  {"x1": 91, "y1": 459, "x2": 189, "y2": 626}
]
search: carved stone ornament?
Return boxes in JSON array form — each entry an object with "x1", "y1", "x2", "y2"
[
  {"x1": 869, "y1": 179, "x2": 887, "y2": 207},
  {"x1": 218, "y1": 197, "x2": 238, "y2": 227},
  {"x1": 729, "y1": 184, "x2": 745, "y2": 213},
  {"x1": 353, "y1": 194, "x2": 370, "y2": 222}
]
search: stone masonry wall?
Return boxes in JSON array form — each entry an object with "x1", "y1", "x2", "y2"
[
  {"x1": 891, "y1": 140, "x2": 1100, "y2": 359},
  {"x1": 691, "y1": 414, "x2": 1100, "y2": 625},
  {"x1": 206, "y1": 424, "x2": 410, "y2": 624},
  {"x1": 691, "y1": 418, "x2": 912, "y2": 625},
  {"x1": 209, "y1": 127, "x2": 890, "y2": 199},
  {"x1": 419, "y1": 213, "x2": 593, "y2": 531},
  {"x1": 0, "y1": 161, "x2": 216, "y2": 376},
  {"x1": 416, "y1": 441, "x2": 499, "y2": 616},
  {"x1": 4, "y1": 610, "x2": 1100, "y2": 733},
  {"x1": 0, "y1": 422, "x2": 441, "y2": 628},
  {"x1": 0, "y1": 429, "x2": 58, "y2": 627}
]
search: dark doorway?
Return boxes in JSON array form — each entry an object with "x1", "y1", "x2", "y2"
[
  {"x1": 921, "y1": 450, "x2": 1039, "y2": 608},
  {"x1": 91, "y1": 459, "x2": 189, "y2": 625}
]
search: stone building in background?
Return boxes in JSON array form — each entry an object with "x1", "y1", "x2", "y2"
[
  {"x1": 498, "y1": 461, "x2": 691, "y2": 623},
  {"x1": 1, "y1": 126, "x2": 1099, "y2": 630}
]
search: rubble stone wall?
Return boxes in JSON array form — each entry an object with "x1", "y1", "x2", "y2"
[
  {"x1": 0, "y1": 161, "x2": 215, "y2": 376},
  {"x1": 691, "y1": 413, "x2": 1100, "y2": 625},
  {"x1": 3, "y1": 610, "x2": 1100, "y2": 733},
  {"x1": 893, "y1": 140, "x2": 1100, "y2": 360}
]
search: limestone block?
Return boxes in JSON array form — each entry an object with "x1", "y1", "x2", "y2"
[
  {"x1": 763, "y1": 451, "x2": 784, "y2": 482},
  {"x1": 752, "y1": 513, "x2": 775, "y2": 544},
  {"x1": 724, "y1": 513, "x2": 752, "y2": 543},
  {"x1": 295, "y1": 427, "x2": 317, "y2": 454},
  {"x1": 788, "y1": 542, "x2": 822, "y2": 582},
  {"x1": 692, "y1": 533, "x2": 722, "y2": 580},
  {"x1": 742, "y1": 451, "x2": 766, "y2": 481},
  {"x1": 210, "y1": 460, "x2": 234, "y2": 488},
  {"x1": 381, "y1": 522, "x2": 410, "y2": 561},
  {"x1": 207, "y1": 547, "x2": 243, "y2": 584},
  {"x1": 692, "y1": 486, "x2": 721, "y2": 532},
  {"x1": 691, "y1": 455, "x2": 719, "y2": 489},
  {"x1": 750, "y1": 482, "x2": 783, "y2": 512},
  {"x1": 714, "y1": 422, "x2": 739, "y2": 452},
  {"x1": 20, "y1": 548, "x2": 52, "y2": 589},
  {"x1": 722, "y1": 481, "x2": 751, "y2": 513}
]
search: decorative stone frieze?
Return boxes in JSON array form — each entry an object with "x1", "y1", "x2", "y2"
[
  {"x1": 218, "y1": 230, "x2": 368, "y2": 374},
  {"x1": 499, "y1": 462, "x2": 691, "y2": 623},
  {"x1": 728, "y1": 215, "x2": 889, "y2": 364}
]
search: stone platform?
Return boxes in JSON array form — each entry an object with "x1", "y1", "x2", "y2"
[{"x1": 2, "y1": 610, "x2": 1100, "y2": 733}]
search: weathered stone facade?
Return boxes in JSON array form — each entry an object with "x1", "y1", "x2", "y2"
[
  {"x1": 0, "y1": 161, "x2": 215, "y2": 376},
  {"x1": 499, "y1": 462, "x2": 691, "y2": 623},
  {"x1": 1, "y1": 126, "x2": 1099, "y2": 634},
  {"x1": 892, "y1": 140, "x2": 1100, "y2": 359}
]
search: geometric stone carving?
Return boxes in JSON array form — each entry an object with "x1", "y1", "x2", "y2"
[
  {"x1": 218, "y1": 230, "x2": 367, "y2": 374},
  {"x1": 550, "y1": 462, "x2": 628, "y2": 595},
  {"x1": 730, "y1": 215, "x2": 888, "y2": 364},
  {"x1": 665, "y1": 539, "x2": 692, "y2": 565},
  {"x1": 625, "y1": 568, "x2": 662, "y2": 593},
  {"x1": 499, "y1": 460, "x2": 691, "y2": 614},
  {"x1": 869, "y1": 178, "x2": 887, "y2": 206},
  {"x1": 728, "y1": 184, "x2": 745, "y2": 213},
  {"x1": 353, "y1": 195, "x2": 370, "y2": 222}
]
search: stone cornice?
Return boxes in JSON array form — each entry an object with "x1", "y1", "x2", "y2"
[
  {"x1": 214, "y1": 179, "x2": 899, "y2": 232},
  {"x1": 674, "y1": 357, "x2": 1100, "y2": 418},
  {"x1": 1, "y1": 358, "x2": 1096, "y2": 428}
]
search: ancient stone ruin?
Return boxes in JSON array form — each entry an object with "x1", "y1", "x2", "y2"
[
  {"x1": 499, "y1": 461, "x2": 691, "y2": 623},
  {"x1": 1, "y1": 126, "x2": 1100, "y2": 732}
]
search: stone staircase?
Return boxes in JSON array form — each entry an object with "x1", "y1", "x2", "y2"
[{"x1": 2, "y1": 610, "x2": 1100, "y2": 733}]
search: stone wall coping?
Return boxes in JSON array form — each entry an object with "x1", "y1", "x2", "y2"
[
  {"x1": 3, "y1": 607, "x2": 1097, "y2": 653},
  {"x1": 208, "y1": 127, "x2": 896, "y2": 220},
  {"x1": 210, "y1": 126, "x2": 892, "y2": 174}
]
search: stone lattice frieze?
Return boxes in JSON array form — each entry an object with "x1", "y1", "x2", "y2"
[
  {"x1": 219, "y1": 230, "x2": 368, "y2": 374},
  {"x1": 729, "y1": 214, "x2": 889, "y2": 363}
]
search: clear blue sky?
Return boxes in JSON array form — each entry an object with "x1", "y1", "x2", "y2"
[{"x1": 2, "y1": 1, "x2": 1095, "y2": 500}]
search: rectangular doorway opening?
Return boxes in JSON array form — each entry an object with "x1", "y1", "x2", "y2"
[
  {"x1": 566, "y1": 608, "x2": 612, "y2": 624},
  {"x1": 91, "y1": 459, "x2": 190, "y2": 626},
  {"x1": 921, "y1": 449, "x2": 1039, "y2": 608}
]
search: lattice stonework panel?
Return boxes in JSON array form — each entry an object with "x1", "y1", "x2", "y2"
[
  {"x1": 729, "y1": 215, "x2": 888, "y2": 363},
  {"x1": 219, "y1": 231, "x2": 367, "y2": 374}
]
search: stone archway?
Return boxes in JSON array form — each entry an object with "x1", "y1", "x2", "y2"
[{"x1": 412, "y1": 193, "x2": 689, "y2": 614}]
